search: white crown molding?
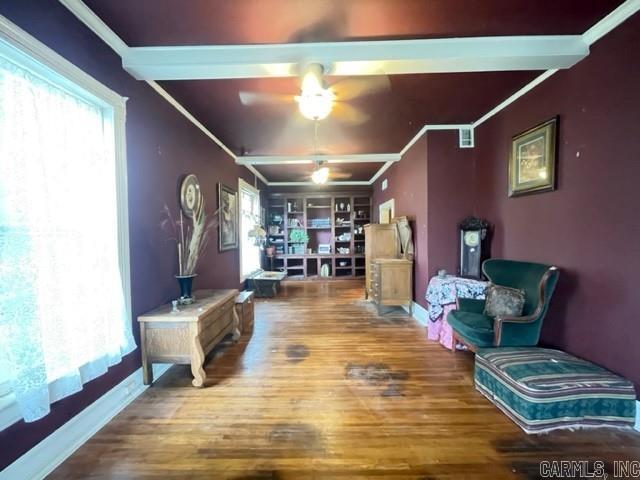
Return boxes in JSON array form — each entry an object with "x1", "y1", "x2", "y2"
[
  {"x1": 57, "y1": 0, "x2": 127, "y2": 55},
  {"x1": 1, "y1": 364, "x2": 172, "y2": 480},
  {"x1": 58, "y1": 0, "x2": 639, "y2": 187},
  {"x1": 121, "y1": 36, "x2": 588, "y2": 81},
  {"x1": 583, "y1": 0, "x2": 640, "y2": 45},
  {"x1": 237, "y1": 153, "x2": 400, "y2": 166}
]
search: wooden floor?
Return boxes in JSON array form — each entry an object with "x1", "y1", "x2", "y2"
[{"x1": 50, "y1": 280, "x2": 640, "y2": 479}]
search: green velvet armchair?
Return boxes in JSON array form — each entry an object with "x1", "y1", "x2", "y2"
[{"x1": 448, "y1": 259, "x2": 559, "y2": 351}]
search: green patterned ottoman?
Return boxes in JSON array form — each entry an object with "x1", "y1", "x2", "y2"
[{"x1": 475, "y1": 348, "x2": 636, "y2": 433}]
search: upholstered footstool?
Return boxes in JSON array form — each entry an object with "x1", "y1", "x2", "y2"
[{"x1": 474, "y1": 347, "x2": 637, "y2": 433}]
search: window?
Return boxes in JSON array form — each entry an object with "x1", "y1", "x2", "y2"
[
  {"x1": 0, "y1": 20, "x2": 133, "y2": 424},
  {"x1": 238, "y1": 179, "x2": 262, "y2": 280}
]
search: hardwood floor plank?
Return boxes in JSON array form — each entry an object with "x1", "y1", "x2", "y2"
[{"x1": 48, "y1": 280, "x2": 640, "y2": 479}]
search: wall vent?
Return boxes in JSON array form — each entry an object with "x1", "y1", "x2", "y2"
[{"x1": 459, "y1": 128, "x2": 474, "y2": 148}]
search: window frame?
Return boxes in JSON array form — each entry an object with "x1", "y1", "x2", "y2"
[
  {"x1": 0, "y1": 14, "x2": 130, "y2": 430},
  {"x1": 238, "y1": 178, "x2": 262, "y2": 283}
]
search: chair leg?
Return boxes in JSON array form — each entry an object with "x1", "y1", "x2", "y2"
[{"x1": 451, "y1": 332, "x2": 457, "y2": 354}]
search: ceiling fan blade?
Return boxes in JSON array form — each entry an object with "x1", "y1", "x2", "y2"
[
  {"x1": 332, "y1": 102, "x2": 370, "y2": 125},
  {"x1": 329, "y1": 171, "x2": 353, "y2": 179},
  {"x1": 239, "y1": 91, "x2": 295, "y2": 106},
  {"x1": 329, "y1": 75, "x2": 390, "y2": 101}
]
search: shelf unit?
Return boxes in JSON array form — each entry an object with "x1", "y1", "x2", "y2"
[{"x1": 266, "y1": 192, "x2": 371, "y2": 279}]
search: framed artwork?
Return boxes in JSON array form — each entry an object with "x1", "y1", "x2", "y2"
[
  {"x1": 218, "y1": 183, "x2": 238, "y2": 251},
  {"x1": 509, "y1": 117, "x2": 558, "y2": 197}
]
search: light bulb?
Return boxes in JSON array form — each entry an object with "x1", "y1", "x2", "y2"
[
  {"x1": 297, "y1": 89, "x2": 334, "y2": 121},
  {"x1": 311, "y1": 167, "x2": 330, "y2": 184}
]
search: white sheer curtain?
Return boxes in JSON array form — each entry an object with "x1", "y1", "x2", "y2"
[
  {"x1": 0, "y1": 54, "x2": 135, "y2": 422},
  {"x1": 239, "y1": 182, "x2": 261, "y2": 279}
]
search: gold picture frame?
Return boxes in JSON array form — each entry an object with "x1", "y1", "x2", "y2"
[
  {"x1": 509, "y1": 117, "x2": 557, "y2": 197},
  {"x1": 218, "y1": 183, "x2": 238, "y2": 251}
]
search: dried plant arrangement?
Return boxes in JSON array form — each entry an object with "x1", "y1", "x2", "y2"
[{"x1": 160, "y1": 197, "x2": 219, "y2": 277}]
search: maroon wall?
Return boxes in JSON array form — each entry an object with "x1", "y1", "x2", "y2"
[
  {"x1": 425, "y1": 131, "x2": 476, "y2": 279},
  {"x1": 0, "y1": 0, "x2": 262, "y2": 469},
  {"x1": 372, "y1": 136, "x2": 430, "y2": 308},
  {"x1": 474, "y1": 12, "x2": 640, "y2": 388},
  {"x1": 372, "y1": 132, "x2": 475, "y2": 309}
]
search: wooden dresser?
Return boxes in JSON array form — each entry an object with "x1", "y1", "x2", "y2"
[
  {"x1": 365, "y1": 222, "x2": 413, "y2": 314},
  {"x1": 364, "y1": 223, "x2": 400, "y2": 300},
  {"x1": 370, "y1": 258, "x2": 413, "y2": 314},
  {"x1": 138, "y1": 289, "x2": 239, "y2": 387}
]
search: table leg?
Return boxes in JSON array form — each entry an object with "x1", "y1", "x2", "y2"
[
  {"x1": 140, "y1": 324, "x2": 153, "y2": 385},
  {"x1": 232, "y1": 306, "x2": 241, "y2": 341},
  {"x1": 190, "y1": 325, "x2": 206, "y2": 388}
]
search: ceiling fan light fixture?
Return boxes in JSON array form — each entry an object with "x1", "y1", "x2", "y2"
[
  {"x1": 297, "y1": 89, "x2": 334, "y2": 121},
  {"x1": 311, "y1": 166, "x2": 330, "y2": 184}
]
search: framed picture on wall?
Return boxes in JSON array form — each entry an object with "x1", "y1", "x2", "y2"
[
  {"x1": 218, "y1": 183, "x2": 238, "y2": 251},
  {"x1": 509, "y1": 117, "x2": 558, "y2": 197}
]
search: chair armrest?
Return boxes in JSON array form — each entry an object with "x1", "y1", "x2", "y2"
[
  {"x1": 493, "y1": 314, "x2": 538, "y2": 346},
  {"x1": 456, "y1": 297, "x2": 486, "y2": 313}
]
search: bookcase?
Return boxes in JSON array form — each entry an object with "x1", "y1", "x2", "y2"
[{"x1": 266, "y1": 191, "x2": 371, "y2": 279}]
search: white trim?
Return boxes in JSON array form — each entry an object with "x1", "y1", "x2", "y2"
[
  {"x1": 57, "y1": 0, "x2": 127, "y2": 55},
  {"x1": 473, "y1": 0, "x2": 640, "y2": 128},
  {"x1": 369, "y1": 161, "x2": 395, "y2": 184},
  {"x1": 121, "y1": 36, "x2": 588, "y2": 81},
  {"x1": 237, "y1": 153, "x2": 400, "y2": 165},
  {"x1": 582, "y1": 0, "x2": 640, "y2": 45},
  {"x1": 57, "y1": 0, "x2": 639, "y2": 187},
  {"x1": 402, "y1": 301, "x2": 429, "y2": 326},
  {"x1": 267, "y1": 181, "x2": 371, "y2": 187},
  {"x1": 145, "y1": 80, "x2": 237, "y2": 161},
  {"x1": 0, "y1": 15, "x2": 125, "y2": 108},
  {"x1": 1, "y1": 364, "x2": 172, "y2": 480},
  {"x1": 472, "y1": 69, "x2": 559, "y2": 128}
]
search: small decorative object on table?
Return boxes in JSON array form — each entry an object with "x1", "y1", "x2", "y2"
[
  {"x1": 425, "y1": 274, "x2": 487, "y2": 350},
  {"x1": 161, "y1": 175, "x2": 219, "y2": 305}
]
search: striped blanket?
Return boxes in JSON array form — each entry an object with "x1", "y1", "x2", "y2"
[{"x1": 475, "y1": 347, "x2": 636, "y2": 433}]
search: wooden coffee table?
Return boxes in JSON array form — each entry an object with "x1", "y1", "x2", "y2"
[{"x1": 252, "y1": 271, "x2": 286, "y2": 297}]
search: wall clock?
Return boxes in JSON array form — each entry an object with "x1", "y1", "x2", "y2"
[
  {"x1": 179, "y1": 174, "x2": 201, "y2": 218},
  {"x1": 458, "y1": 216, "x2": 490, "y2": 279}
]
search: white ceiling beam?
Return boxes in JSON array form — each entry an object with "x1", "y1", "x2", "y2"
[
  {"x1": 268, "y1": 181, "x2": 372, "y2": 187},
  {"x1": 122, "y1": 36, "x2": 589, "y2": 81},
  {"x1": 237, "y1": 153, "x2": 400, "y2": 165}
]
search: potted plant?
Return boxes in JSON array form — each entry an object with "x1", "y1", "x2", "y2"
[
  {"x1": 264, "y1": 237, "x2": 276, "y2": 257},
  {"x1": 289, "y1": 228, "x2": 309, "y2": 254}
]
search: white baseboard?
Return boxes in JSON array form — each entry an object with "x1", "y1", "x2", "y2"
[
  {"x1": 403, "y1": 301, "x2": 429, "y2": 326},
  {"x1": 1, "y1": 363, "x2": 172, "y2": 480}
]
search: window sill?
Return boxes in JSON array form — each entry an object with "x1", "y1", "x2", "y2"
[{"x1": 0, "y1": 393, "x2": 21, "y2": 431}]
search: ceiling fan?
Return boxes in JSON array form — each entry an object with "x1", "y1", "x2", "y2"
[
  {"x1": 302, "y1": 121, "x2": 352, "y2": 184},
  {"x1": 238, "y1": 63, "x2": 390, "y2": 125}
]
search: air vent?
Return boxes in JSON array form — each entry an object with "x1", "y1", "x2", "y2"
[{"x1": 459, "y1": 128, "x2": 474, "y2": 148}]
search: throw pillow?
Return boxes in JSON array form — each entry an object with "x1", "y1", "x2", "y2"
[{"x1": 483, "y1": 283, "x2": 525, "y2": 318}]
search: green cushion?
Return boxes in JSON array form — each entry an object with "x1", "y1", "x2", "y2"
[
  {"x1": 447, "y1": 310, "x2": 494, "y2": 347},
  {"x1": 475, "y1": 348, "x2": 637, "y2": 433}
]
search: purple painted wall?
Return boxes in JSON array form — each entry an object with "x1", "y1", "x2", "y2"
[
  {"x1": 372, "y1": 136, "x2": 430, "y2": 308},
  {"x1": 372, "y1": 132, "x2": 475, "y2": 309},
  {"x1": 0, "y1": 0, "x2": 262, "y2": 469},
  {"x1": 474, "y1": 12, "x2": 640, "y2": 389}
]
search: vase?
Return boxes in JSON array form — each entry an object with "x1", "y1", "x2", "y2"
[{"x1": 175, "y1": 274, "x2": 197, "y2": 304}]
